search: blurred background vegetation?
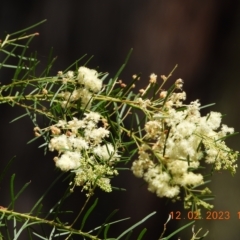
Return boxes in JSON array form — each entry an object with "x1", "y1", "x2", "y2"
[{"x1": 1, "y1": 1, "x2": 240, "y2": 239}]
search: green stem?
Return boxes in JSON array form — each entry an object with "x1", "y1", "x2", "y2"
[{"x1": 0, "y1": 208, "x2": 101, "y2": 240}]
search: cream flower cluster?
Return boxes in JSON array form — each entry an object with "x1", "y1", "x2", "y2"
[
  {"x1": 132, "y1": 88, "x2": 238, "y2": 208},
  {"x1": 59, "y1": 66, "x2": 103, "y2": 109},
  {"x1": 48, "y1": 111, "x2": 120, "y2": 194}
]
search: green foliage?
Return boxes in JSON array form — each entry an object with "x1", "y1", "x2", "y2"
[{"x1": 0, "y1": 21, "x2": 236, "y2": 239}]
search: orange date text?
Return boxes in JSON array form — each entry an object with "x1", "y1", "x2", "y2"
[{"x1": 169, "y1": 211, "x2": 230, "y2": 220}]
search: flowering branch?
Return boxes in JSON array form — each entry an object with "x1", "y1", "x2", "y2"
[{"x1": 0, "y1": 21, "x2": 238, "y2": 239}]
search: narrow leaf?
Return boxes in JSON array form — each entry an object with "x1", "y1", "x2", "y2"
[
  {"x1": 9, "y1": 20, "x2": 47, "y2": 37},
  {"x1": 10, "y1": 113, "x2": 28, "y2": 123},
  {"x1": 95, "y1": 209, "x2": 119, "y2": 236},
  {"x1": 137, "y1": 228, "x2": 147, "y2": 240},
  {"x1": 116, "y1": 211, "x2": 156, "y2": 239},
  {"x1": 9, "y1": 174, "x2": 15, "y2": 210},
  {"x1": 0, "y1": 156, "x2": 16, "y2": 183},
  {"x1": 163, "y1": 221, "x2": 195, "y2": 240},
  {"x1": 80, "y1": 198, "x2": 98, "y2": 230}
]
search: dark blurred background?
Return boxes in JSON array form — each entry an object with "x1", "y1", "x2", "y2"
[{"x1": 1, "y1": 1, "x2": 240, "y2": 239}]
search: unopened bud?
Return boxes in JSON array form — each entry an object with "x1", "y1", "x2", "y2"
[
  {"x1": 175, "y1": 78, "x2": 184, "y2": 89},
  {"x1": 161, "y1": 75, "x2": 167, "y2": 81},
  {"x1": 160, "y1": 91, "x2": 167, "y2": 98},
  {"x1": 50, "y1": 126, "x2": 61, "y2": 135},
  {"x1": 149, "y1": 73, "x2": 157, "y2": 83},
  {"x1": 42, "y1": 88, "x2": 48, "y2": 95}
]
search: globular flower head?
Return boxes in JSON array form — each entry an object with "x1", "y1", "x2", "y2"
[
  {"x1": 48, "y1": 111, "x2": 121, "y2": 194},
  {"x1": 131, "y1": 81, "x2": 238, "y2": 210},
  {"x1": 78, "y1": 66, "x2": 102, "y2": 93}
]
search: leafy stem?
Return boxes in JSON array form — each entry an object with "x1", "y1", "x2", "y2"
[{"x1": 0, "y1": 208, "x2": 101, "y2": 240}]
